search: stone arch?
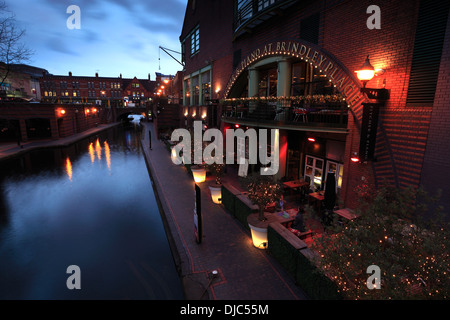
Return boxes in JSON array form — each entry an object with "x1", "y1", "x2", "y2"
[{"x1": 224, "y1": 39, "x2": 367, "y2": 127}]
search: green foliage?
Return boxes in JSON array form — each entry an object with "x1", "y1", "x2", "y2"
[
  {"x1": 241, "y1": 174, "x2": 282, "y2": 221},
  {"x1": 311, "y1": 184, "x2": 449, "y2": 299}
]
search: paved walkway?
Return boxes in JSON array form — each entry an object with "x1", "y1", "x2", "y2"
[{"x1": 141, "y1": 122, "x2": 308, "y2": 300}]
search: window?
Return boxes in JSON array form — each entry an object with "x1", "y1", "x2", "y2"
[
  {"x1": 190, "y1": 26, "x2": 199, "y2": 56},
  {"x1": 304, "y1": 155, "x2": 324, "y2": 191},
  {"x1": 406, "y1": 0, "x2": 449, "y2": 105},
  {"x1": 291, "y1": 62, "x2": 335, "y2": 96},
  {"x1": 192, "y1": 76, "x2": 199, "y2": 105},
  {"x1": 300, "y1": 13, "x2": 320, "y2": 45},
  {"x1": 258, "y1": 0, "x2": 276, "y2": 11},
  {"x1": 184, "y1": 78, "x2": 191, "y2": 106},
  {"x1": 201, "y1": 72, "x2": 211, "y2": 104},
  {"x1": 258, "y1": 67, "x2": 277, "y2": 97}
]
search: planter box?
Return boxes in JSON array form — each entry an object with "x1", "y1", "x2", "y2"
[
  {"x1": 267, "y1": 223, "x2": 343, "y2": 300},
  {"x1": 221, "y1": 183, "x2": 241, "y2": 215}
]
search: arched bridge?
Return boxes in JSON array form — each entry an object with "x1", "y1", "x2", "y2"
[{"x1": 113, "y1": 106, "x2": 149, "y2": 122}]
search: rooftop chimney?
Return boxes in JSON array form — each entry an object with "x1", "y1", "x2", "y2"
[
  {"x1": 69, "y1": 71, "x2": 72, "y2": 77},
  {"x1": 95, "y1": 72, "x2": 98, "y2": 77}
]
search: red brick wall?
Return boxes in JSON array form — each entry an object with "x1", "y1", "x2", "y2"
[
  {"x1": 181, "y1": 0, "x2": 447, "y2": 210},
  {"x1": 181, "y1": 0, "x2": 234, "y2": 76},
  {"x1": 0, "y1": 103, "x2": 106, "y2": 141}
]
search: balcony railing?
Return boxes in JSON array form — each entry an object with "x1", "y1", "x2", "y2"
[
  {"x1": 234, "y1": 0, "x2": 296, "y2": 34},
  {"x1": 221, "y1": 100, "x2": 349, "y2": 130}
]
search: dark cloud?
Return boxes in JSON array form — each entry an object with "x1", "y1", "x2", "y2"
[{"x1": 46, "y1": 37, "x2": 79, "y2": 56}]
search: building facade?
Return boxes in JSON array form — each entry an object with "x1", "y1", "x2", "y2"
[
  {"x1": 0, "y1": 63, "x2": 48, "y2": 101},
  {"x1": 40, "y1": 72, "x2": 157, "y2": 109},
  {"x1": 179, "y1": 0, "x2": 450, "y2": 217}
]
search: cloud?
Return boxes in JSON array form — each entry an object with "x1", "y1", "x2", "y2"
[{"x1": 46, "y1": 37, "x2": 79, "y2": 56}]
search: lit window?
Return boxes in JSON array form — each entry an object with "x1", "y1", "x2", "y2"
[{"x1": 191, "y1": 26, "x2": 199, "y2": 56}]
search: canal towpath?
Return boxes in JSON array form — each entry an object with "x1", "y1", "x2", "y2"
[
  {"x1": 141, "y1": 122, "x2": 308, "y2": 300},
  {"x1": 0, "y1": 121, "x2": 308, "y2": 300}
]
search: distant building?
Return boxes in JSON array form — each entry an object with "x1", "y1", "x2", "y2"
[
  {"x1": 39, "y1": 72, "x2": 157, "y2": 108},
  {"x1": 0, "y1": 63, "x2": 48, "y2": 101}
]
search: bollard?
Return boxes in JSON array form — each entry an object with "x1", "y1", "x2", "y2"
[{"x1": 149, "y1": 130, "x2": 152, "y2": 150}]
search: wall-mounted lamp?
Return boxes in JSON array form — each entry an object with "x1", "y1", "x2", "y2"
[
  {"x1": 350, "y1": 152, "x2": 360, "y2": 163},
  {"x1": 355, "y1": 56, "x2": 389, "y2": 101},
  {"x1": 307, "y1": 137, "x2": 316, "y2": 142}
]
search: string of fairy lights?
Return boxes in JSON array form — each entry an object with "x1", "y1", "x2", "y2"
[{"x1": 223, "y1": 48, "x2": 354, "y2": 109}]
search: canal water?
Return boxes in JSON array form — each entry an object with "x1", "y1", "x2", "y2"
[{"x1": 0, "y1": 122, "x2": 184, "y2": 299}]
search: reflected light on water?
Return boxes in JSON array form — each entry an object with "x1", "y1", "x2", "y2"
[
  {"x1": 104, "y1": 140, "x2": 111, "y2": 171},
  {"x1": 88, "y1": 142, "x2": 95, "y2": 163},
  {"x1": 95, "y1": 139, "x2": 102, "y2": 161},
  {"x1": 65, "y1": 157, "x2": 72, "y2": 181}
]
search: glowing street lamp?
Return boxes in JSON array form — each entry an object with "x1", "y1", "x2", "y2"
[{"x1": 355, "y1": 55, "x2": 389, "y2": 101}]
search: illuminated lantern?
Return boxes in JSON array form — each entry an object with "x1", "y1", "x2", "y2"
[
  {"x1": 191, "y1": 166, "x2": 206, "y2": 183},
  {"x1": 249, "y1": 224, "x2": 268, "y2": 249},
  {"x1": 209, "y1": 185, "x2": 222, "y2": 204},
  {"x1": 355, "y1": 55, "x2": 375, "y2": 87},
  {"x1": 351, "y1": 152, "x2": 360, "y2": 163}
]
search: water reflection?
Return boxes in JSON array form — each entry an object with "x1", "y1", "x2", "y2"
[
  {"x1": 65, "y1": 157, "x2": 72, "y2": 182},
  {"x1": 104, "y1": 141, "x2": 111, "y2": 172},
  {"x1": 88, "y1": 142, "x2": 95, "y2": 164},
  {"x1": 0, "y1": 125, "x2": 183, "y2": 300},
  {"x1": 95, "y1": 138, "x2": 102, "y2": 161}
]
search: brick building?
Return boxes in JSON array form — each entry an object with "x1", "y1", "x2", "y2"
[
  {"x1": 179, "y1": 0, "x2": 450, "y2": 218},
  {"x1": 40, "y1": 72, "x2": 157, "y2": 108}
]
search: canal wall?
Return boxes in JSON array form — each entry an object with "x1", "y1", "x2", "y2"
[
  {"x1": 138, "y1": 124, "x2": 198, "y2": 299},
  {"x1": 0, "y1": 123, "x2": 121, "y2": 163}
]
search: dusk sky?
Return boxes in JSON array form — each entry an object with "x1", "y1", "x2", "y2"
[{"x1": 6, "y1": 0, "x2": 187, "y2": 79}]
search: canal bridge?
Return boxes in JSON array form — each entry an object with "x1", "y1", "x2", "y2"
[{"x1": 0, "y1": 102, "x2": 150, "y2": 142}]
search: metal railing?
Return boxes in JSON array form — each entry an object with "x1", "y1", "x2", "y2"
[
  {"x1": 222, "y1": 101, "x2": 349, "y2": 129},
  {"x1": 234, "y1": 0, "x2": 283, "y2": 32}
]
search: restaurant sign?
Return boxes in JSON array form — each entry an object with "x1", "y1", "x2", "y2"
[
  {"x1": 225, "y1": 40, "x2": 365, "y2": 110},
  {"x1": 359, "y1": 103, "x2": 381, "y2": 162}
]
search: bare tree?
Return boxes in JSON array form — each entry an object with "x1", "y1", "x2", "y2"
[{"x1": 0, "y1": 1, "x2": 33, "y2": 86}]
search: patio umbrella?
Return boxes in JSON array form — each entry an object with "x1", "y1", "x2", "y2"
[
  {"x1": 323, "y1": 171, "x2": 336, "y2": 210},
  {"x1": 323, "y1": 171, "x2": 336, "y2": 225}
]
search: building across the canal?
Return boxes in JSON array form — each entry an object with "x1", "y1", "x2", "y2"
[
  {"x1": 0, "y1": 68, "x2": 180, "y2": 142},
  {"x1": 40, "y1": 72, "x2": 160, "y2": 108},
  {"x1": 178, "y1": 0, "x2": 450, "y2": 217}
]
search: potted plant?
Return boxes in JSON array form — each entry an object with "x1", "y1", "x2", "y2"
[
  {"x1": 242, "y1": 174, "x2": 282, "y2": 249},
  {"x1": 208, "y1": 162, "x2": 225, "y2": 204}
]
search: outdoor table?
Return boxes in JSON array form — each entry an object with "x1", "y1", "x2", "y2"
[
  {"x1": 283, "y1": 179, "x2": 309, "y2": 200},
  {"x1": 334, "y1": 208, "x2": 359, "y2": 221},
  {"x1": 268, "y1": 208, "x2": 298, "y2": 225},
  {"x1": 283, "y1": 179, "x2": 309, "y2": 189},
  {"x1": 308, "y1": 191, "x2": 324, "y2": 215}
]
